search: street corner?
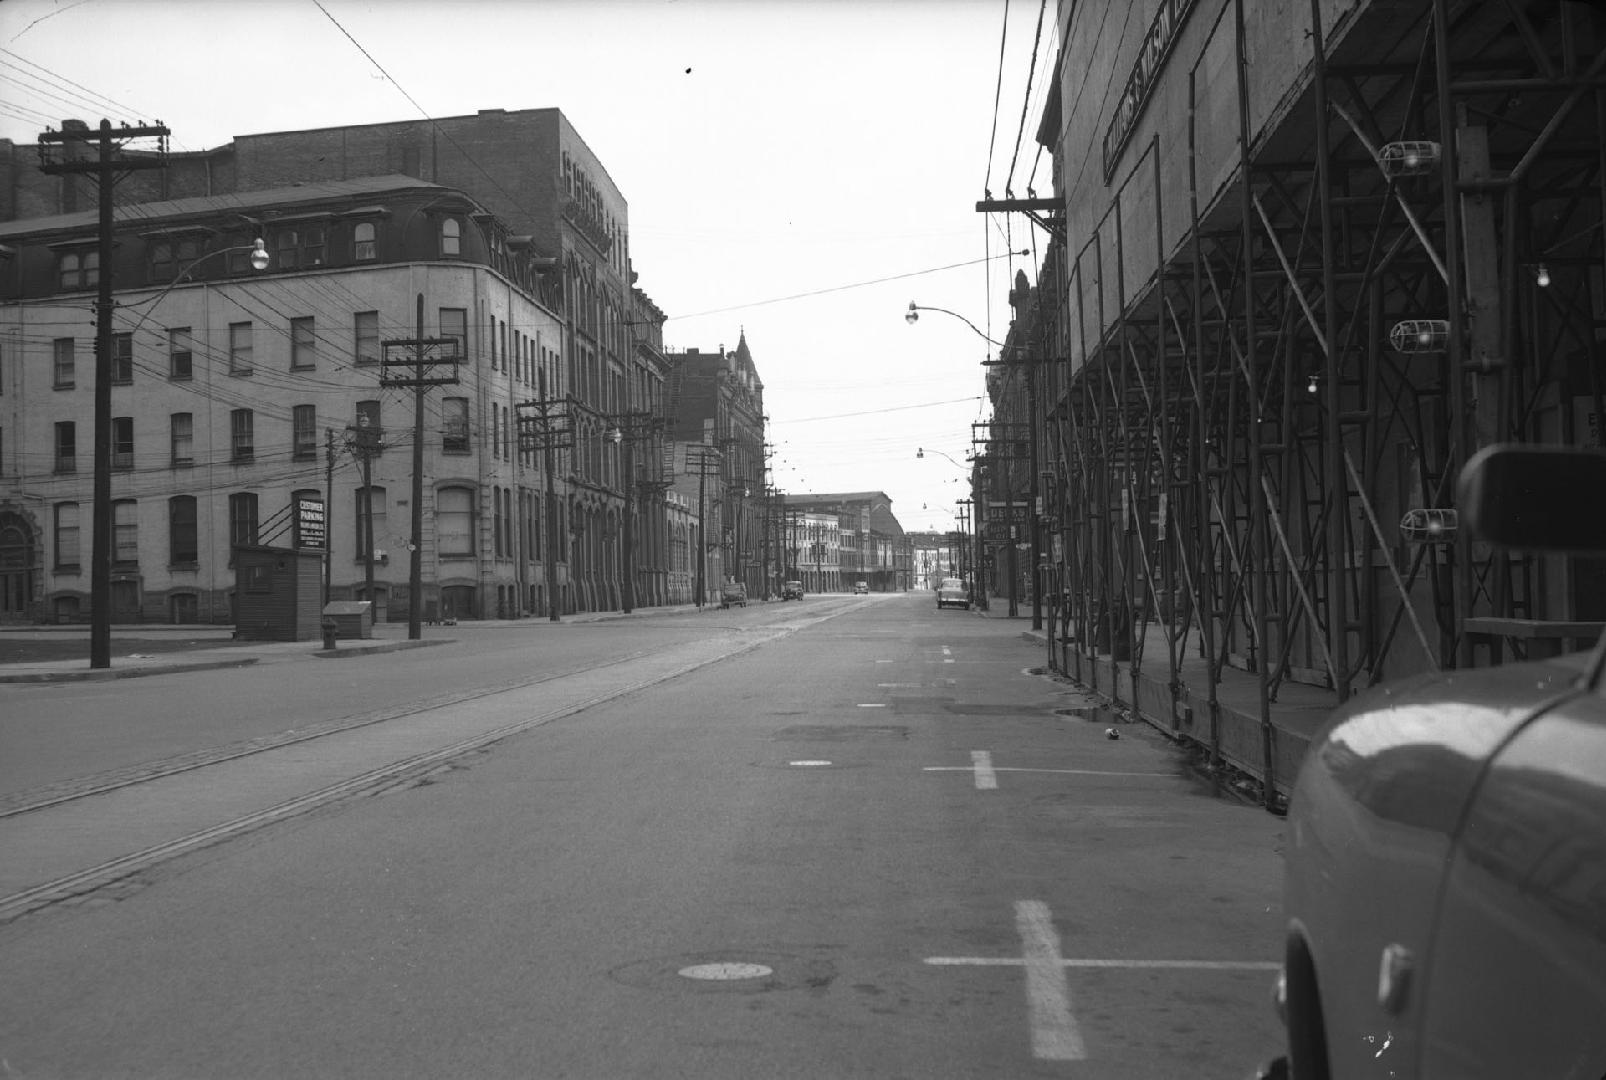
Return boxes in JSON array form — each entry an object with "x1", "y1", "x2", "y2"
[{"x1": 312, "y1": 638, "x2": 451, "y2": 660}]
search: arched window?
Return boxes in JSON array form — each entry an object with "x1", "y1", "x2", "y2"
[
  {"x1": 440, "y1": 218, "x2": 461, "y2": 257},
  {"x1": 436, "y1": 486, "x2": 474, "y2": 557},
  {"x1": 354, "y1": 221, "x2": 376, "y2": 261}
]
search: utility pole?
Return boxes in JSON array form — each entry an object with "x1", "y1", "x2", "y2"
[
  {"x1": 324, "y1": 428, "x2": 337, "y2": 608},
  {"x1": 516, "y1": 369, "x2": 573, "y2": 621},
  {"x1": 380, "y1": 293, "x2": 461, "y2": 639},
  {"x1": 345, "y1": 416, "x2": 383, "y2": 614},
  {"x1": 37, "y1": 120, "x2": 168, "y2": 668},
  {"x1": 687, "y1": 444, "x2": 721, "y2": 609}
]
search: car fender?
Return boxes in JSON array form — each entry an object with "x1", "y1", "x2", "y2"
[{"x1": 1286, "y1": 656, "x2": 1591, "y2": 1078}]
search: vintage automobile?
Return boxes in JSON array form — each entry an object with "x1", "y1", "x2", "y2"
[
  {"x1": 781, "y1": 580, "x2": 804, "y2": 601},
  {"x1": 936, "y1": 577, "x2": 969, "y2": 610},
  {"x1": 853, "y1": 580, "x2": 870, "y2": 594},
  {"x1": 718, "y1": 581, "x2": 746, "y2": 609},
  {"x1": 1258, "y1": 444, "x2": 1606, "y2": 1080}
]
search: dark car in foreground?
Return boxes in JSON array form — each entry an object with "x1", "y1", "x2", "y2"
[
  {"x1": 781, "y1": 580, "x2": 804, "y2": 601},
  {"x1": 1259, "y1": 444, "x2": 1606, "y2": 1080}
]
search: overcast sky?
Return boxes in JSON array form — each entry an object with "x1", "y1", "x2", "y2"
[{"x1": 0, "y1": 0, "x2": 1059, "y2": 535}]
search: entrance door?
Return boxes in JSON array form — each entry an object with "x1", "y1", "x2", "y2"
[
  {"x1": 110, "y1": 580, "x2": 141, "y2": 623},
  {"x1": 0, "y1": 515, "x2": 35, "y2": 619}
]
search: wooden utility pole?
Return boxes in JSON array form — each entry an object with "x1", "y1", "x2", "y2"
[
  {"x1": 380, "y1": 293, "x2": 461, "y2": 639},
  {"x1": 687, "y1": 444, "x2": 722, "y2": 609},
  {"x1": 37, "y1": 120, "x2": 168, "y2": 668},
  {"x1": 516, "y1": 369, "x2": 573, "y2": 621}
]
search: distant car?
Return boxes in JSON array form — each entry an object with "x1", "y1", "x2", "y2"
[
  {"x1": 781, "y1": 580, "x2": 804, "y2": 601},
  {"x1": 936, "y1": 577, "x2": 968, "y2": 610},
  {"x1": 853, "y1": 581, "x2": 869, "y2": 594},
  {"x1": 1256, "y1": 444, "x2": 1606, "y2": 1080}
]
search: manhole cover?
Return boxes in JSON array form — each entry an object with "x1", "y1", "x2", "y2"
[
  {"x1": 608, "y1": 949, "x2": 836, "y2": 994},
  {"x1": 679, "y1": 962, "x2": 773, "y2": 981}
]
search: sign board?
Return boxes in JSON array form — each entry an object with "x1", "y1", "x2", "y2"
[{"x1": 295, "y1": 496, "x2": 327, "y2": 550}]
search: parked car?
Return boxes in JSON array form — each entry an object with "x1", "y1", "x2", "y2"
[
  {"x1": 781, "y1": 580, "x2": 804, "y2": 601},
  {"x1": 1257, "y1": 444, "x2": 1606, "y2": 1080},
  {"x1": 718, "y1": 581, "x2": 746, "y2": 609},
  {"x1": 853, "y1": 581, "x2": 869, "y2": 594},
  {"x1": 936, "y1": 577, "x2": 968, "y2": 610}
]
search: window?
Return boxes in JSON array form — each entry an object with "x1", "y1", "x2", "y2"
[
  {"x1": 439, "y1": 308, "x2": 467, "y2": 360},
  {"x1": 54, "y1": 502, "x2": 80, "y2": 570},
  {"x1": 275, "y1": 230, "x2": 300, "y2": 270},
  {"x1": 54, "y1": 421, "x2": 75, "y2": 473},
  {"x1": 58, "y1": 250, "x2": 98, "y2": 290},
  {"x1": 436, "y1": 486, "x2": 474, "y2": 556},
  {"x1": 171, "y1": 413, "x2": 194, "y2": 467},
  {"x1": 228, "y1": 321, "x2": 253, "y2": 374},
  {"x1": 442, "y1": 397, "x2": 470, "y2": 452},
  {"x1": 290, "y1": 316, "x2": 316, "y2": 370},
  {"x1": 169, "y1": 327, "x2": 193, "y2": 380},
  {"x1": 355, "y1": 399, "x2": 381, "y2": 435},
  {"x1": 353, "y1": 222, "x2": 376, "y2": 261},
  {"x1": 229, "y1": 492, "x2": 259, "y2": 548},
  {"x1": 149, "y1": 237, "x2": 200, "y2": 282},
  {"x1": 111, "y1": 416, "x2": 133, "y2": 470},
  {"x1": 493, "y1": 485, "x2": 504, "y2": 558},
  {"x1": 355, "y1": 485, "x2": 386, "y2": 557},
  {"x1": 53, "y1": 338, "x2": 74, "y2": 389},
  {"x1": 112, "y1": 499, "x2": 138, "y2": 565},
  {"x1": 111, "y1": 332, "x2": 133, "y2": 384},
  {"x1": 293, "y1": 404, "x2": 317, "y2": 461},
  {"x1": 354, "y1": 311, "x2": 380, "y2": 365},
  {"x1": 230, "y1": 408, "x2": 254, "y2": 461},
  {"x1": 441, "y1": 218, "x2": 461, "y2": 257},
  {"x1": 168, "y1": 496, "x2": 197, "y2": 565},
  {"x1": 301, "y1": 226, "x2": 326, "y2": 267}
]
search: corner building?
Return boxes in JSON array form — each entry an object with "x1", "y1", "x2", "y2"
[{"x1": 0, "y1": 108, "x2": 669, "y2": 622}]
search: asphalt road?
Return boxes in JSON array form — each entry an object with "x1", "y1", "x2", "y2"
[{"x1": 0, "y1": 593, "x2": 1286, "y2": 1078}]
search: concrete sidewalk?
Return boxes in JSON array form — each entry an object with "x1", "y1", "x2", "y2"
[
  {"x1": 0, "y1": 602, "x2": 724, "y2": 684},
  {"x1": 974, "y1": 598, "x2": 1338, "y2": 801}
]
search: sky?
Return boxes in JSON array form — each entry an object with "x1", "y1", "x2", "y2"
[{"x1": 0, "y1": 0, "x2": 1060, "y2": 536}]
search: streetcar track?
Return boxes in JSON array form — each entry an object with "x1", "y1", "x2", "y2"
[
  {"x1": 0, "y1": 631, "x2": 787, "y2": 925},
  {"x1": 0, "y1": 645, "x2": 662, "y2": 820}
]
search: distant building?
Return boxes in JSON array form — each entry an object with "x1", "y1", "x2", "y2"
[{"x1": 780, "y1": 492, "x2": 910, "y2": 593}]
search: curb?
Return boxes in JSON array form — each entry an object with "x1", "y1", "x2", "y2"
[
  {"x1": 312, "y1": 638, "x2": 449, "y2": 660},
  {"x1": 0, "y1": 657, "x2": 261, "y2": 684}
]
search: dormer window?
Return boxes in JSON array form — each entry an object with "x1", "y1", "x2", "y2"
[
  {"x1": 149, "y1": 237, "x2": 201, "y2": 283},
  {"x1": 441, "y1": 218, "x2": 461, "y2": 257},
  {"x1": 58, "y1": 249, "x2": 98, "y2": 290}
]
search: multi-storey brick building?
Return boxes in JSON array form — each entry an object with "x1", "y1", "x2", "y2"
[{"x1": 0, "y1": 108, "x2": 676, "y2": 623}]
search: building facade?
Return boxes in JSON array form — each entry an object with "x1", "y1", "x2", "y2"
[{"x1": 0, "y1": 107, "x2": 693, "y2": 624}]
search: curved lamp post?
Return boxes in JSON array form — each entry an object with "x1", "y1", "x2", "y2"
[
  {"x1": 83, "y1": 236, "x2": 269, "y2": 667},
  {"x1": 907, "y1": 299, "x2": 1042, "y2": 627}
]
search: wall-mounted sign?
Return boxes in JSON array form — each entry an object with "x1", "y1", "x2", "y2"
[{"x1": 295, "y1": 496, "x2": 327, "y2": 550}]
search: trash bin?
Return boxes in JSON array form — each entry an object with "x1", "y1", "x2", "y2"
[{"x1": 320, "y1": 616, "x2": 338, "y2": 650}]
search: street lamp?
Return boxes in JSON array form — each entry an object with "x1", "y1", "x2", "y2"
[
  {"x1": 905, "y1": 301, "x2": 1005, "y2": 347},
  {"x1": 80, "y1": 235, "x2": 269, "y2": 667}
]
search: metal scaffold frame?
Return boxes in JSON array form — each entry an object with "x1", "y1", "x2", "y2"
[{"x1": 996, "y1": 0, "x2": 1606, "y2": 803}]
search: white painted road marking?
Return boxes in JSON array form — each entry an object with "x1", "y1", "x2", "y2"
[
  {"x1": 924, "y1": 765, "x2": 1175, "y2": 779},
  {"x1": 924, "y1": 957, "x2": 1281, "y2": 971},
  {"x1": 1014, "y1": 901, "x2": 1084, "y2": 1060},
  {"x1": 942, "y1": 646, "x2": 955, "y2": 664},
  {"x1": 970, "y1": 750, "x2": 997, "y2": 790}
]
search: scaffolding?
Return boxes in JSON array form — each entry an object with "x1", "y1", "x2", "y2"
[{"x1": 991, "y1": 0, "x2": 1606, "y2": 800}]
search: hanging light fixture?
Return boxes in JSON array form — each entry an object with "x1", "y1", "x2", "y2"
[{"x1": 1535, "y1": 263, "x2": 1551, "y2": 288}]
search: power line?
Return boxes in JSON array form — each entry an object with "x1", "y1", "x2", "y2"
[{"x1": 668, "y1": 252, "x2": 1027, "y2": 321}]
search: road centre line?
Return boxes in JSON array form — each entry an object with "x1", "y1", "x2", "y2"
[
  {"x1": 970, "y1": 750, "x2": 997, "y2": 790},
  {"x1": 1014, "y1": 901, "x2": 1085, "y2": 1060}
]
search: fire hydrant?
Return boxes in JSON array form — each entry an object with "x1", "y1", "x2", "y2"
[{"x1": 320, "y1": 617, "x2": 338, "y2": 651}]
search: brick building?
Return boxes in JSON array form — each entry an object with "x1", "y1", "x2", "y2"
[{"x1": 0, "y1": 108, "x2": 678, "y2": 623}]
